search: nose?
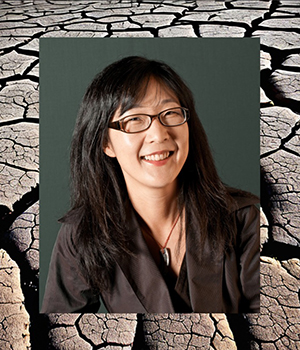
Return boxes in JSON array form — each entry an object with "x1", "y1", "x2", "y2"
[{"x1": 145, "y1": 116, "x2": 169, "y2": 143}]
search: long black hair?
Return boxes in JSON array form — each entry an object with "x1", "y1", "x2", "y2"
[{"x1": 62, "y1": 56, "x2": 242, "y2": 292}]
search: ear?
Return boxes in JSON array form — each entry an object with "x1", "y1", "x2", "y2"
[{"x1": 103, "y1": 142, "x2": 116, "y2": 158}]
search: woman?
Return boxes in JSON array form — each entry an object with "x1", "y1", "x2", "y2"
[{"x1": 42, "y1": 56, "x2": 260, "y2": 313}]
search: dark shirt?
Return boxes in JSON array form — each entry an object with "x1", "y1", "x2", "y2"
[{"x1": 41, "y1": 194, "x2": 260, "y2": 313}]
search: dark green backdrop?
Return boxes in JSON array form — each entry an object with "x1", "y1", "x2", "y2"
[{"x1": 40, "y1": 38, "x2": 260, "y2": 311}]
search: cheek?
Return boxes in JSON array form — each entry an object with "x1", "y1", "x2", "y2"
[
  {"x1": 180, "y1": 127, "x2": 189, "y2": 154},
  {"x1": 110, "y1": 133, "x2": 143, "y2": 160}
]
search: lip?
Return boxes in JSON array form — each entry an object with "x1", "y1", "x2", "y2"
[{"x1": 141, "y1": 150, "x2": 174, "y2": 166}]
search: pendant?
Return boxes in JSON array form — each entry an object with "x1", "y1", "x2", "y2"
[{"x1": 160, "y1": 248, "x2": 170, "y2": 266}]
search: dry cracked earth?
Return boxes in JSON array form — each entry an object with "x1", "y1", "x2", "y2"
[{"x1": 0, "y1": 0, "x2": 300, "y2": 349}]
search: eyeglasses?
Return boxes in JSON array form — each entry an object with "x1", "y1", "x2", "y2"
[{"x1": 108, "y1": 107, "x2": 189, "y2": 134}]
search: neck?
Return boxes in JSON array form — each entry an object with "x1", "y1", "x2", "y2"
[{"x1": 127, "y1": 182, "x2": 180, "y2": 235}]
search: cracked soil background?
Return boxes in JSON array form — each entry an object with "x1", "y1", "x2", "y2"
[{"x1": 0, "y1": 0, "x2": 300, "y2": 349}]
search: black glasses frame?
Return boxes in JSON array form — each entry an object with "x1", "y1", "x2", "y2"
[{"x1": 108, "y1": 107, "x2": 189, "y2": 134}]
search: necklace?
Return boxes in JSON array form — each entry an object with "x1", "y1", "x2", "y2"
[{"x1": 143, "y1": 211, "x2": 181, "y2": 267}]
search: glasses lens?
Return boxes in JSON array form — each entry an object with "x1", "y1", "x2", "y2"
[
  {"x1": 123, "y1": 115, "x2": 150, "y2": 133},
  {"x1": 120, "y1": 108, "x2": 188, "y2": 133},
  {"x1": 161, "y1": 108, "x2": 186, "y2": 126}
]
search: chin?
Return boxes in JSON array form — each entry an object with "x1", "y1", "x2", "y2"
[{"x1": 147, "y1": 178, "x2": 178, "y2": 190}]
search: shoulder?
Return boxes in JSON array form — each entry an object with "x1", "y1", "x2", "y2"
[
  {"x1": 55, "y1": 210, "x2": 83, "y2": 259},
  {"x1": 58, "y1": 207, "x2": 84, "y2": 241},
  {"x1": 226, "y1": 187, "x2": 260, "y2": 213},
  {"x1": 226, "y1": 188, "x2": 260, "y2": 250},
  {"x1": 226, "y1": 187, "x2": 260, "y2": 240}
]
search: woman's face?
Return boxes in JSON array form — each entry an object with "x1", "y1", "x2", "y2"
[{"x1": 104, "y1": 78, "x2": 189, "y2": 194}]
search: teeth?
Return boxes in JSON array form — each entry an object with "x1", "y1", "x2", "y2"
[{"x1": 144, "y1": 151, "x2": 170, "y2": 161}]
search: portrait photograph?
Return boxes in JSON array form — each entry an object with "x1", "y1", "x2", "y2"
[
  {"x1": 39, "y1": 37, "x2": 260, "y2": 313},
  {"x1": 1, "y1": 1, "x2": 300, "y2": 348}
]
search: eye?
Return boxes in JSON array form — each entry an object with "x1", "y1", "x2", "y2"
[
  {"x1": 162, "y1": 108, "x2": 184, "y2": 125},
  {"x1": 164, "y1": 109, "x2": 182, "y2": 117},
  {"x1": 164, "y1": 111, "x2": 175, "y2": 116},
  {"x1": 124, "y1": 115, "x2": 146, "y2": 125},
  {"x1": 127, "y1": 116, "x2": 143, "y2": 123},
  {"x1": 122, "y1": 114, "x2": 149, "y2": 132}
]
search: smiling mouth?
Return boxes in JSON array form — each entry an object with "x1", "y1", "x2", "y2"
[{"x1": 142, "y1": 151, "x2": 173, "y2": 161}]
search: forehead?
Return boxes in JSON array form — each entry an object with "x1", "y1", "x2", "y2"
[
  {"x1": 123, "y1": 78, "x2": 179, "y2": 110},
  {"x1": 111, "y1": 77, "x2": 180, "y2": 122},
  {"x1": 139, "y1": 78, "x2": 179, "y2": 105}
]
